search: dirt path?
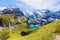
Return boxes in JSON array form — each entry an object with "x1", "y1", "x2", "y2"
[{"x1": 54, "y1": 34, "x2": 60, "y2": 40}]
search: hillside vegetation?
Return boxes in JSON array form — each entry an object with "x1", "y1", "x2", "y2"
[{"x1": 7, "y1": 20, "x2": 60, "y2": 40}]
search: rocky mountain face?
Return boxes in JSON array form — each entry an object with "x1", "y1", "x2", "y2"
[
  {"x1": 28, "y1": 9, "x2": 60, "y2": 20},
  {"x1": 0, "y1": 7, "x2": 60, "y2": 26},
  {"x1": 25, "y1": 9, "x2": 60, "y2": 26},
  {"x1": 0, "y1": 7, "x2": 24, "y2": 18}
]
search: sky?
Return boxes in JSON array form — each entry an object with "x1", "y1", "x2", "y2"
[
  {"x1": 0, "y1": 0, "x2": 18, "y2": 7},
  {"x1": 0, "y1": 0, "x2": 60, "y2": 11}
]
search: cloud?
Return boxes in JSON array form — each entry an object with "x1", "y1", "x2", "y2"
[{"x1": 12, "y1": 0, "x2": 60, "y2": 11}]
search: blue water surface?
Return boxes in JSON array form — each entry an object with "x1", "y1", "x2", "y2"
[{"x1": 29, "y1": 25, "x2": 39, "y2": 30}]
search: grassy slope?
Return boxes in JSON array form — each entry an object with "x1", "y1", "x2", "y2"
[{"x1": 7, "y1": 20, "x2": 60, "y2": 40}]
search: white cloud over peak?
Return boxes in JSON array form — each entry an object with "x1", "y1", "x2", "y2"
[{"x1": 12, "y1": 0, "x2": 60, "y2": 11}]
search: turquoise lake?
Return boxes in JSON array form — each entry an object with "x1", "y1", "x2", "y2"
[{"x1": 29, "y1": 25, "x2": 39, "y2": 30}]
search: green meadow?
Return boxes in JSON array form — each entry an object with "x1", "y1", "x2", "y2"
[
  {"x1": 0, "y1": 14, "x2": 60, "y2": 40},
  {"x1": 7, "y1": 20, "x2": 60, "y2": 40}
]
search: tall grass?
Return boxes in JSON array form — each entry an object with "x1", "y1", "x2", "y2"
[{"x1": 7, "y1": 20, "x2": 60, "y2": 40}]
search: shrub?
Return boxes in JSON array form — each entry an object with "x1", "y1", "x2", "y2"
[{"x1": 0, "y1": 27, "x2": 9, "y2": 40}]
